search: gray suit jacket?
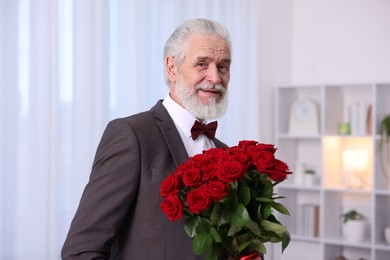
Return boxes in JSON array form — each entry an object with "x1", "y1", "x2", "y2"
[{"x1": 61, "y1": 100, "x2": 227, "y2": 259}]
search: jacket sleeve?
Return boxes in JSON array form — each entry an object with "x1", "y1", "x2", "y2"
[{"x1": 61, "y1": 119, "x2": 141, "y2": 259}]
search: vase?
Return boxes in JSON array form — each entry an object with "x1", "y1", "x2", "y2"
[
  {"x1": 303, "y1": 172, "x2": 315, "y2": 186},
  {"x1": 342, "y1": 220, "x2": 366, "y2": 242},
  {"x1": 385, "y1": 226, "x2": 390, "y2": 245}
]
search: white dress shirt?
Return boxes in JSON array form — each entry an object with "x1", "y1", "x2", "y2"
[{"x1": 162, "y1": 94, "x2": 216, "y2": 157}]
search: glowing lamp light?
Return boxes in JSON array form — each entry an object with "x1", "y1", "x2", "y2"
[
  {"x1": 342, "y1": 149, "x2": 369, "y2": 188},
  {"x1": 343, "y1": 150, "x2": 368, "y2": 172}
]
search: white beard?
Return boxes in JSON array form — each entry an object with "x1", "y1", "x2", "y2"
[{"x1": 174, "y1": 74, "x2": 229, "y2": 120}]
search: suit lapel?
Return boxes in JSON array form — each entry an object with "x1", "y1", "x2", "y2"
[
  {"x1": 151, "y1": 100, "x2": 189, "y2": 168},
  {"x1": 213, "y1": 138, "x2": 228, "y2": 149},
  {"x1": 151, "y1": 100, "x2": 228, "y2": 167}
]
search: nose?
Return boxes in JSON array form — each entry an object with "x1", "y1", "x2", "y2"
[{"x1": 205, "y1": 65, "x2": 222, "y2": 84}]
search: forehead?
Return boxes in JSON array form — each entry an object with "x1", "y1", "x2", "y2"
[{"x1": 184, "y1": 33, "x2": 231, "y2": 60}]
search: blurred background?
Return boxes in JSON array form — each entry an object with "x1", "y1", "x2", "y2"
[{"x1": 1, "y1": 0, "x2": 390, "y2": 259}]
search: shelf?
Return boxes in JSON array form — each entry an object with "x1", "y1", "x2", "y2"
[
  {"x1": 277, "y1": 183, "x2": 322, "y2": 192},
  {"x1": 276, "y1": 133, "x2": 322, "y2": 139},
  {"x1": 324, "y1": 238, "x2": 372, "y2": 249},
  {"x1": 324, "y1": 187, "x2": 372, "y2": 194},
  {"x1": 274, "y1": 83, "x2": 390, "y2": 260},
  {"x1": 374, "y1": 243, "x2": 390, "y2": 251},
  {"x1": 374, "y1": 189, "x2": 390, "y2": 195},
  {"x1": 291, "y1": 234, "x2": 321, "y2": 243}
]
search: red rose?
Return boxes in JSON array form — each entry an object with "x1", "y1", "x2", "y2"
[
  {"x1": 246, "y1": 143, "x2": 276, "y2": 159},
  {"x1": 237, "y1": 140, "x2": 258, "y2": 149},
  {"x1": 186, "y1": 186, "x2": 211, "y2": 214},
  {"x1": 160, "y1": 173, "x2": 182, "y2": 196},
  {"x1": 174, "y1": 161, "x2": 191, "y2": 176},
  {"x1": 181, "y1": 165, "x2": 202, "y2": 187},
  {"x1": 268, "y1": 159, "x2": 292, "y2": 182},
  {"x1": 207, "y1": 181, "x2": 230, "y2": 202},
  {"x1": 217, "y1": 161, "x2": 246, "y2": 183},
  {"x1": 268, "y1": 169, "x2": 287, "y2": 182},
  {"x1": 274, "y1": 158, "x2": 290, "y2": 171},
  {"x1": 229, "y1": 149, "x2": 250, "y2": 167},
  {"x1": 202, "y1": 163, "x2": 221, "y2": 182},
  {"x1": 190, "y1": 153, "x2": 209, "y2": 168},
  {"x1": 257, "y1": 143, "x2": 277, "y2": 152},
  {"x1": 204, "y1": 147, "x2": 227, "y2": 163},
  {"x1": 252, "y1": 151, "x2": 275, "y2": 173},
  {"x1": 227, "y1": 146, "x2": 243, "y2": 154},
  {"x1": 160, "y1": 194, "x2": 183, "y2": 221}
]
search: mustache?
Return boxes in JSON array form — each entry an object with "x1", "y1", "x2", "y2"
[{"x1": 195, "y1": 83, "x2": 226, "y2": 93}]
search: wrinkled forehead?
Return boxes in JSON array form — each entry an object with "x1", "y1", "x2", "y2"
[{"x1": 184, "y1": 33, "x2": 231, "y2": 59}]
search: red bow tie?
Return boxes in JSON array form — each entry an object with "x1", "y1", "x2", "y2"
[{"x1": 190, "y1": 120, "x2": 218, "y2": 140}]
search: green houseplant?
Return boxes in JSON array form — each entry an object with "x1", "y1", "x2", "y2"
[
  {"x1": 340, "y1": 210, "x2": 366, "y2": 242},
  {"x1": 340, "y1": 210, "x2": 365, "y2": 223}
]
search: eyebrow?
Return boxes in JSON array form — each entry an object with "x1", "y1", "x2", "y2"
[
  {"x1": 195, "y1": 56, "x2": 231, "y2": 64},
  {"x1": 195, "y1": 56, "x2": 211, "y2": 62}
]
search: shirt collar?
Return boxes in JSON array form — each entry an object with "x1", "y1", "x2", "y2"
[{"x1": 162, "y1": 93, "x2": 197, "y2": 138}]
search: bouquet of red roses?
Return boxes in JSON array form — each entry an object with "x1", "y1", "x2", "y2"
[{"x1": 160, "y1": 140, "x2": 292, "y2": 260}]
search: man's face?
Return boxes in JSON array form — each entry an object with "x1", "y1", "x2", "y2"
[{"x1": 167, "y1": 33, "x2": 231, "y2": 119}]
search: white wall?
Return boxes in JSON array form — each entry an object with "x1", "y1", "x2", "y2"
[
  {"x1": 258, "y1": 0, "x2": 390, "y2": 144},
  {"x1": 291, "y1": 0, "x2": 390, "y2": 83},
  {"x1": 258, "y1": 1, "x2": 390, "y2": 259},
  {"x1": 258, "y1": 1, "x2": 293, "y2": 143}
]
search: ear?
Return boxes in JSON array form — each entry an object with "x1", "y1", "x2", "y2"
[{"x1": 165, "y1": 56, "x2": 178, "y2": 82}]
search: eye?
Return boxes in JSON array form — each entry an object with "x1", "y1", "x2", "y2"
[
  {"x1": 196, "y1": 62, "x2": 206, "y2": 68},
  {"x1": 218, "y1": 64, "x2": 230, "y2": 72}
]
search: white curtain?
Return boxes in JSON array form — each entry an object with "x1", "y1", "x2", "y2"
[{"x1": 0, "y1": 0, "x2": 262, "y2": 259}]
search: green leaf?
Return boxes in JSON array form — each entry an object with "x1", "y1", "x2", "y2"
[
  {"x1": 245, "y1": 221, "x2": 262, "y2": 236},
  {"x1": 237, "y1": 232, "x2": 253, "y2": 243},
  {"x1": 261, "y1": 219, "x2": 287, "y2": 234},
  {"x1": 196, "y1": 219, "x2": 211, "y2": 233},
  {"x1": 237, "y1": 241, "x2": 251, "y2": 252},
  {"x1": 219, "y1": 207, "x2": 234, "y2": 225},
  {"x1": 192, "y1": 232, "x2": 213, "y2": 255},
  {"x1": 232, "y1": 204, "x2": 252, "y2": 227},
  {"x1": 210, "y1": 227, "x2": 221, "y2": 243},
  {"x1": 238, "y1": 186, "x2": 251, "y2": 205},
  {"x1": 256, "y1": 204, "x2": 263, "y2": 223},
  {"x1": 258, "y1": 177, "x2": 273, "y2": 198},
  {"x1": 253, "y1": 239, "x2": 267, "y2": 254},
  {"x1": 238, "y1": 175, "x2": 249, "y2": 186},
  {"x1": 260, "y1": 204, "x2": 272, "y2": 220},
  {"x1": 271, "y1": 201, "x2": 290, "y2": 215},
  {"x1": 256, "y1": 197, "x2": 274, "y2": 203},
  {"x1": 281, "y1": 230, "x2": 291, "y2": 253},
  {"x1": 261, "y1": 230, "x2": 282, "y2": 242},
  {"x1": 206, "y1": 249, "x2": 218, "y2": 260},
  {"x1": 210, "y1": 203, "x2": 221, "y2": 225},
  {"x1": 223, "y1": 187, "x2": 238, "y2": 209},
  {"x1": 184, "y1": 216, "x2": 199, "y2": 238},
  {"x1": 227, "y1": 224, "x2": 242, "y2": 236}
]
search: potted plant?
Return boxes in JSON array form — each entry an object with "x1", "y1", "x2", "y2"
[
  {"x1": 340, "y1": 210, "x2": 366, "y2": 242},
  {"x1": 303, "y1": 169, "x2": 315, "y2": 186},
  {"x1": 379, "y1": 115, "x2": 390, "y2": 181}
]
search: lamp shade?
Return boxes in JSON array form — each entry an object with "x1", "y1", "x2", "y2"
[{"x1": 342, "y1": 150, "x2": 368, "y2": 172}]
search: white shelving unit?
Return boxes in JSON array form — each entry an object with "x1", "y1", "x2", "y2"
[{"x1": 273, "y1": 83, "x2": 390, "y2": 260}]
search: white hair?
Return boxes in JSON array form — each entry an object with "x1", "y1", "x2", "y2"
[{"x1": 163, "y1": 18, "x2": 232, "y2": 86}]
